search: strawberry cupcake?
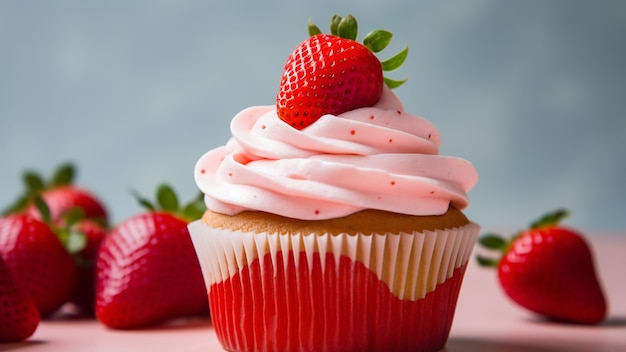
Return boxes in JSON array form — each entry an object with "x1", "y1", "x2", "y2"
[{"x1": 189, "y1": 14, "x2": 479, "y2": 352}]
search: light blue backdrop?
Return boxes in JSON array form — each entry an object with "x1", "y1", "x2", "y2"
[{"x1": 1, "y1": 1, "x2": 625, "y2": 234}]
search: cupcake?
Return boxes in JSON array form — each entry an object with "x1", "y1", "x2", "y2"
[{"x1": 189, "y1": 14, "x2": 479, "y2": 352}]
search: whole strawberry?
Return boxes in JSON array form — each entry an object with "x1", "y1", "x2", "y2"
[
  {"x1": 0, "y1": 255, "x2": 40, "y2": 343},
  {"x1": 3, "y1": 163, "x2": 108, "y2": 227},
  {"x1": 0, "y1": 210, "x2": 77, "y2": 317},
  {"x1": 95, "y1": 184, "x2": 208, "y2": 329},
  {"x1": 477, "y1": 209, "x2": 607, "y2": 324},
  {"x1": 277, "y1": 14, "x2": 408, "y2": 129},
  {"x1": 67, "y1": 219, "x2": 108, "y2": 315}
]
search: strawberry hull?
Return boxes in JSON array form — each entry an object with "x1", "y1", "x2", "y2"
[{"x1": 210, "y1": 251, "x2": 467, "y2": 352}]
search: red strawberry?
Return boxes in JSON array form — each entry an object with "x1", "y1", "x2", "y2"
[
  {"x1": 95, "y1": 184, "x2": 208, "y2": 329},
  {"x1": 67, "y1": 219, "x2": 108, "y2": 315},
  {"x1": 0, "y1": 255, "x2": 40, "y2": 343},
  {"x1": 477, "y1": 209, "x2": 607, "y2": 324},
  {"x1": 0, "y1": 213, "x2": 77, "y2": 317},
  {"x1": 276, "y1": 14, "x2": 408, "y2": 129},
  {"x1": 26, "y1": 185, "x2": 108, "y2": 226},
  {"x1": 3, "y1": 163, "x2": 108, "y2": 227}
]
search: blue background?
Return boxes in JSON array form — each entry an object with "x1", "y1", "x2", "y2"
[{"x1": 1, "y1": 1, "x2": 625, "y2": 234}]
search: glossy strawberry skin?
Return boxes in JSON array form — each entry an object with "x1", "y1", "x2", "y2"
[
  {"x1": 498, "y1": 227, "x2": 606, "y2": 324},
  {"x1": 277, "y1": 34, "x2": 383, "y2": 129},
  {"x1": 0, "y1": 255, "x2": 40, "y2": 343},
  {"x1": 0, "y1": 214, "x2": 77, "y2": 317},
  {"x1": 25, "y1": 185, "x2": 108, "y2": 225},
  {"x1": 95, "y1": 212, "x2": 208, "y2": 329}
]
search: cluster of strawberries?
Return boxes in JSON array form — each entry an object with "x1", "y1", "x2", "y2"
[
  {"x1": 1, "y1": 12, "x2": 610, "y2": 344},
  {"x1": 0, "y1": 163, "x2": 208, "y2": 342}
]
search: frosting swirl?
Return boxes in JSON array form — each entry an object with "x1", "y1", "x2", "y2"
[{"x1": 194, "y1": 86, "x2": 478, "y2": 220}]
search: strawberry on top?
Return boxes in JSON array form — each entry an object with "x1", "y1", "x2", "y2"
[{"x1": 276, "y1": 14, "x2": 408, "y2": 130}]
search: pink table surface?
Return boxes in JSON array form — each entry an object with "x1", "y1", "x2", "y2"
[{"x1": 2, "y1": 234, "x2": 625, "y2": 352}]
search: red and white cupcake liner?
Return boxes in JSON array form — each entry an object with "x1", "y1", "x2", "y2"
[{"x1": 189, "y1": 221, "x2": 479, "y2": 352}]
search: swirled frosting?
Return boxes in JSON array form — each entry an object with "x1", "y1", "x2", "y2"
[{"x1": 194, "y1": 86, "x2": 477, "y2": 220}]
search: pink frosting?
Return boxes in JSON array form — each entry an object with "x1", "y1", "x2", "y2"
[{"x1": 194, "y1": 86, "x2": 478, "y2": 220}]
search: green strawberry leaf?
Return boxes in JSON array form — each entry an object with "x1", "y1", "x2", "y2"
[
  {"x1": 51, "y1": 163, "x2": 75, "y2": 187},
  {"x1": 363, "y1": 30, "x2": 392, "y2": 53},
  {"x1": 307, "y1": 14, "x2": 409, "y2": 91},
  {"x1": 32, "y1": 194, "x2": 52, "y2": 223},
  {"x1": 23, "y1": 171, "x2": 45, "y2": 193},
  {"x1": 530, "y1": 208, "x2": 569, "y2": 229},
  {"x1": 476, "y1": 255, "x2": 499, "y2": 267},
  {"x1": 384, "y1": 77, "x2": 407, "y2": 89},
  {"x1": 308, "y1": 19, "x2": 322, "y2": 36},
  {"x1": 133, "y1": 184, "x2": 204, "y2": 222},
  {"x1": 329, "y1": 14, "x2": 342, "y2": 36},
  {"x1": 478, "y1": 233, "x2": 508, "y2": 251},
  {"x1": 1, "y1": 195, "x2": 29, "y2": 216},
  {"x1": 157, "y1": 184, "x2": 179, "y2": 213},
  {"x1": 131, "y1": 189, "x2": 155, "y2": 211},
  {"x1": 381, "y1": 45, "x2": 409, "y2": 72},
  {"x1": 181, "y1": 192, "x2": 206, "y2": 222},
  {"x1": 3, "y1": 162, "x2": 80, "y2": 216},
  {"x1": 337, "y1": 14, "x2": 358, "y2": 41},
  {"x1": 476, "y1": 208, "x2": 575, "y2": 270}
]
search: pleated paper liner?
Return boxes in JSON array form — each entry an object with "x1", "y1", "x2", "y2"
[{"x1": 189, "y1": 221, "x2": 480, "y2": 352}]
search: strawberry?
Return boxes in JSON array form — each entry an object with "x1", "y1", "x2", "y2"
[
  {"x1": 0, "y1": 210, "x2": 78, "y2": 317},
  {"x1": 0, "y1": 255, "x2": 40, "y2": 343},
  {"x1": 26, "y1": 185, "x2": 108, "y2": 226},
  {"x1": 276, "y1": 14, "x2": 408, "y2": 129},
  {"x1": 477, "y1": 209, "x2": 607, "y2": 324},
  {"x1": 67, "y1": 219, "x2": 108, "y2": 315},
  {"x1": 95, "y1": 184, "x2": 208, "y2": 329},
  {"x1": 2, "y1": 163, "x2": 109, "y2": 316},
  {"x1": 2, "y1": 163, "x2": 108, "y2": 227}
]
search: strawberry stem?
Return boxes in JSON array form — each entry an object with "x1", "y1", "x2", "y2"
[
  {"x1": 1, "y1": 162, "x2": 78, "y2": 215},
  {"x1": 476, "y1": 208, "x2": 572, "y2": 268},
  {"x1": 308, "y1": 14, "x2": 408, "y2": 88},
  {"x1": 132, "y1": 183, "x2": 205, "y2": 223}
]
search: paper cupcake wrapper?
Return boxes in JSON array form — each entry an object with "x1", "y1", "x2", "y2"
[
  {"x1": 189, "y1": 221, "x2": 480, "y2": 352},
  {"x1": 189, "y1": 221, "x2": 479, "y2": 300}
]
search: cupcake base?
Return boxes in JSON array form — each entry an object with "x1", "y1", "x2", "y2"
[
  {"x1": 210, "y1": 250, "x2": 468, "y2": 352},
  {"x1": 189, "y1": 210, "x2": 479, "y2": 352}
]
